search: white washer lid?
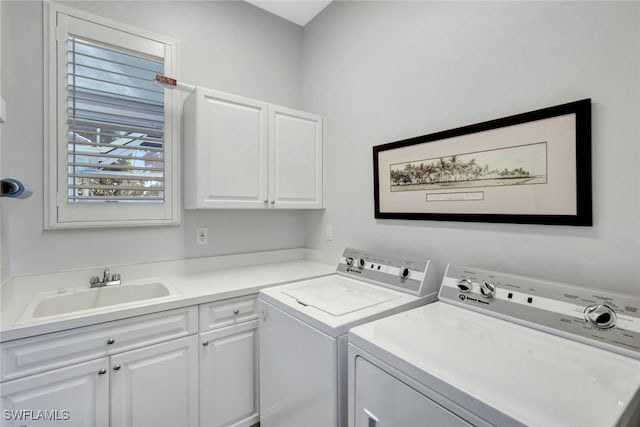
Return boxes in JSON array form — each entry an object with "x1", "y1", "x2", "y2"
[
  {"x1": 260, "y1": 274, "x2": 427, "y2": 337},
  {"x1": 282, "y1": 276, "x2": 400, "y2": 316},
  {"x1": 349, "y1": 302, "x2": 640, "y2": 426}
]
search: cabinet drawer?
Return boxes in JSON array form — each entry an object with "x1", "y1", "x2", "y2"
[
  {"x1": 1, "y1": 306, "x2": 198, "y2": 382},
  {"x1": 199, "y1": 295, "x2": 258, "y2": 331}
]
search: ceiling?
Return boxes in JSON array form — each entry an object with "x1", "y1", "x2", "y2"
[{"x1": 244, "y1": 0, "x2": 333, "y2": 26}]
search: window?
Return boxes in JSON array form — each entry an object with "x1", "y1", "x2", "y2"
[{"x1": 46, "y1": 3, "x2": 179, "y2": 228}]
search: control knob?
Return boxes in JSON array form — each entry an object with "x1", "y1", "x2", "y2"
[
  {"x1": 479, "y1": 280, "x2": 496, "y2": 299},
  {"x1": 584, "y1": 304, "x2": 616, "y2": 329},
  {"x1": 345, "y1": 257, "x2": 354, "y2": 266},
  {"x1": 399, "y1": 266, "x2": 410, "y2": 280},
  {"x1": 355, "y1": 258, "x2": 366, "y2": 269},
  {"x1": 457, "y1": 279, "x2": 473, "y2": 293}
]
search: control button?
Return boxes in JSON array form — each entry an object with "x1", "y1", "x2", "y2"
[
  {"x1": 479, "y1": 280, "x2": 496, "y2": 299},
  {"x1": 356, "y1": 258, "x2": 366, "y2": 269},
  {"x1": 507, "y1": 292, "x2": 513, "y2": 299},
  {"x1": 345, "y1": 257, "x2": 354, "y2": 266},
  {"x1": 584, "y1": 304, "x2": 616, "y2": 329},
  {"x1": 457, "y1": 279, "x2": 472, "y2": 293},
  {"x1": 527, "y1": 297, "x2": 533, "y2": 304},
  {"x1": 399, "y1": 266, "x2": 410, "y2": 280}
]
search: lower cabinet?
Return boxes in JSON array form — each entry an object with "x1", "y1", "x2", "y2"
[
  {"x1": 0, "y1": 296, "x2": 260, "y2": 427},
  {"x1": 199, "y1": 320, "x2": 259, "y2": 427},
  {"x1": 111, "y1": 335, "x2": 198, "y2": 427},
  {"x1": 0, "y1": 358, "x2": 109, "y2": 427},
  {"x1": 0, "y1": 336, "x2": 198, "y2": 427}
]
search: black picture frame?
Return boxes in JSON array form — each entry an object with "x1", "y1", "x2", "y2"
[{"x1": 373, "y1": 99, "x2": 592, "y2": 226}]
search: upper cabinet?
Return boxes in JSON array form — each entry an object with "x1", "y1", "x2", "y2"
[
  {"x1": 184, "y1": 88, "x2": 269, "y2": 209},
  {"x1": 268, "y1": 105, "x2": 323, "y2": 209},
  {"x1": 184, "y1": 87, "x2": 323, "y2": 209}
]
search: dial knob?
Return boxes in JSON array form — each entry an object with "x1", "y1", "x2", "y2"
[
  {"x1": 399, "y1": 266, "x2": 410, "y2": 280},
  {"x1": 355, "y1": 258, "x2": 366, "y2": 269},
  {"x1": 584, "y1": 304, "x2": 616, "y2": 329},
  {"x1": 345, "y1": 257, "x2": 354, "y2": 266},
  {"x1": 479, "y1": 280, "x2": 496, "y2": 298},
  {"x1": 457, "y1": 279, "x2": 473, "y2": 293}
]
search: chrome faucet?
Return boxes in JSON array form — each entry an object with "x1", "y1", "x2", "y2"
[{"x1": 90, "y1": 268, "x2": 122, "y2": 288}]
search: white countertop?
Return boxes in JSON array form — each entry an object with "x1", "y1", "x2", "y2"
[{"x1": 0, "y1": 248, "x2": 336, "y2": 342}]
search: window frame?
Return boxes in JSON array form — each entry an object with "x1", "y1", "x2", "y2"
[{"x1": 45, "y1": 2, "x2": 180, "y2": 229}]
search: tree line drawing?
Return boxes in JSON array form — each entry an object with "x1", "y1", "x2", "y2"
[{"x1": 390, "y1": 142, "x2": 547, "y2": 191}]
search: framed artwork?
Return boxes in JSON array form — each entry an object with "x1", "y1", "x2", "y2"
[{"x1": 373, "y1": 99, "x2": 592, "y2": 225}]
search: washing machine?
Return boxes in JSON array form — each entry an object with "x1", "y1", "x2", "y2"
[
  {"x1": 258, "y1": 248, "x2": 438, "y2": 427},
  {"x1": 348, "y1": 264, "x2": 640, "y2": 426}
]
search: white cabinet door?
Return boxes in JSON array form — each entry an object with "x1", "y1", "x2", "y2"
[
  {"x1": 268, "y1": 105, "x2": 323, "y2": 209},
  {"x1": 0, "y1": 358, "x2": 109, "y2": 427},
  {"x1": 184, "y1": 87, "x2": 269, "y2": 209},
  {"x1": 110, "y1": 336, "x2": 198, "y2": 427},
  {"x1": 199, "y1": 320, "x2": 259, "y2": 427}
]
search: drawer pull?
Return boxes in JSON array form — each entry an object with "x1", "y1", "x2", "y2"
[
  {"x1": 233, "y1": 308, "x2": 240, "y2": 315},
  {"x1": 107, "y1": 338, "x2": 115, "y2": 345},
  {"x1": 98, "y1": 368, "x2": 107, "y2": 376},
  {"x1": 113, "y1": 364, "x2": 121, "y2": 371},
  {"x1": 202, "y1": 340, "x2": 209, "y2": 347}
]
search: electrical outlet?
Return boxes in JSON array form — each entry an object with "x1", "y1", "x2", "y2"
[
  {"x1": 325, "y1": 224, "x2": 333, "y2": 241},
  {"x1": 196, "y1": 228, "x2": 208, "y2": 245}
]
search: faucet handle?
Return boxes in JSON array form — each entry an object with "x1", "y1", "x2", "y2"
[
  {"x1": 90, "y1": 276, "x2": 100, "y2": 285},
  {"x1": 111, "y1": 273, "x2": 121, "y2": 281}
]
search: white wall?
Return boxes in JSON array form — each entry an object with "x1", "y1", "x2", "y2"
[
  {"x1": 302, "y1": 1, "x2": 640, "y2": 294},
  {"x1": 4, "y1": 0, "x2": 640, "y2": 293},
  {"x1": 1, "y1": 0, "x2": 306, "y2": 277}
]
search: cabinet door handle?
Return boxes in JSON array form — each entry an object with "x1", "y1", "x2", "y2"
[
  {"x1": 107, "y1": 338, "x2": 115, "y2": 345},
  {"x1": 113, "y1": 364, "x2": 121, "y2": 371},
  {"x1": 98, "y1": 368, "x2": 107, "y2": 376},
  {"x1": 270, "y1": 200, "x2": 275, "y2": 205},
  {"x1": 202, "y1": 340, "x2": 209, "y2": 347},
  {"x1": 263, "y1": 200, "x2": 268, "y2": 203},
  {"x1": 233, "y1": 308, "x2": 240, "y2": 315}
]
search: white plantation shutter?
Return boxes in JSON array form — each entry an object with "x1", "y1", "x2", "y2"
[
  {"x1": 67, "y1": 35, "x2": 166, "y2": 203},
  {"x1": 48, "y1": 6, "x2": 179, "y2": 227}
]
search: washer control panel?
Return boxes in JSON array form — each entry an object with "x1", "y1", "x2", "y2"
[
  {"x1": 439, "y1": 264, "x2": 640, "y2": 360},
  {"x1": 336, "y1": 248, "x2": 436, "y2": 297}
]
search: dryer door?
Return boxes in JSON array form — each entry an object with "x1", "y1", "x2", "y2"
[{"x1": 354, "y1": 356, "x2": 471, "y2": 427}]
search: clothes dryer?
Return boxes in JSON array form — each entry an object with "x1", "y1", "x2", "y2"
[{"x1": 348, "y1": 264, "x2": 640, "y2": 426}]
